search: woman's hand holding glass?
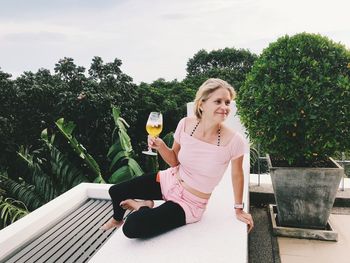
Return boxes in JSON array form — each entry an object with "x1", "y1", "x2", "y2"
[
  {"x1": 142, "y1": 112, "x2": 163, "y2": 155},
  {"x1": 147, "y1": 136, "x2": 164, "y2": 151}
]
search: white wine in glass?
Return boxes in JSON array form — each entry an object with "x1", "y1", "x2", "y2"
[{"x1": 142, "y1": 112, "x2": 163, "y2": 155}]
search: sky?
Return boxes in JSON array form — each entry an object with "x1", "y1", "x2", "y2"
[{"x1": 0, "y1": 0, "x2": 349, "y2": 84}]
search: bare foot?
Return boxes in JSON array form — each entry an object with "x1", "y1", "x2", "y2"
[
  {"x1": 120, "y1": 199, "x2": 154, "y2": 211},
  {"x1": 100, "y1": 217, "x2": 124, "y2": 231}
]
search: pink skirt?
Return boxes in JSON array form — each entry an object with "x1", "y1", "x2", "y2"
[{"x1": 158, "y1": 167, "x2": 208, "y2": 224}]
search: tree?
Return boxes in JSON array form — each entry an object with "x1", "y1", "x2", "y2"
[
  {"x1": 132, "y1": 79, "x2": 194, "y2": 156},
  {"x1": 0, "y1": 69, "x2": 16, "y2": 171},
  {"x1": 185, "y1": 47, "x2": 258, "y2": 92},
  {"x1": 54, "y1": 57, "x2": 86, "y2": 84},
  {"x1": 1, "y1": 57, "x2": 138, "y2": 181}
]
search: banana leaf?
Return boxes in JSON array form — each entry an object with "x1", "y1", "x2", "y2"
[
  {"x1": 109, "y1": 166, "x2": 133, "y2": 184},
  {"x1": 55, "y1": 118, "x2": 105, "y2": 183}
]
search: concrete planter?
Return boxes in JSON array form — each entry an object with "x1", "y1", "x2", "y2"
[{"x1": 267, "y1": 155, "x2": 343, "y2": 229}]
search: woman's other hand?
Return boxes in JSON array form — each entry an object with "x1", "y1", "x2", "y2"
[{"x1": 235, "y1": 209, "x2": 254, "y2": 233}]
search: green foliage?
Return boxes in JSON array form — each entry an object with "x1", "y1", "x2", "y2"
[
  {"x1": 0, "y1": 197, "x2": 28, "y2": 228},
  {"x1": 237, "y1": 33, "x2": 350, "y2": 165},
  {"x1": 17, "y1": 146, "x2": 56, "y2": 202},
  {"x1": 55, "y1": 119, "x2": 104, "y2": 183},
  {"x1": 185, "y1": 47, "x2": 258, "y2": 92},
  {"x1": 49, "y1": 145, "x2": 89, "y2": 189},
  {"x1": 249, "y1": 146, "x2": 260, "y2": 170},
  {"x1": 158, "y1": 132, "x2": 174, "y2": 170},
  {"x1": 132, "y1": 79, "x2": 185, "y2": 171},
  {"x1": 53, "y1": 56, "x2": 138, "y2": 175},
  {"x1": 0, "y1": 57, "x2": 137, "y2": 178},
  {"x1": 107, "y1": 107, "x2": 143, "y2": 184},
  {"x1": 17, "y1": 142, "x2": 89, "y2": 204},
  {"x1": 0, "y1": 116, "x2": 15, "y2": 169},
  {"x1": 0, "y1": 70, "x2": 16, "y2": 164},
  {"x1": 133, "y1": 79, "x2": 192, "y2": 155},
  {"x1": 0, "y1": 173, "x2": 43, "y2": 211},
  {"x1": 0, "y1": 105, "x2": 142, "y2": 229},
  {"x1": 141, "y1": 131, "x2": 175, "y2": 174}
]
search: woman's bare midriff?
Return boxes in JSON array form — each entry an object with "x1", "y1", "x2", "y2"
[{"x1": 176, "y1": 176, "x2": 211, "y2": 199}]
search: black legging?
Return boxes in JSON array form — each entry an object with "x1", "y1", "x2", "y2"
[{"x1": 108, "y1": 173, "x2": 186, "y2": 238}]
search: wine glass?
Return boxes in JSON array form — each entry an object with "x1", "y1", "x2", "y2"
[{"x1": 142, "y1": 112, "x2": 163, "y2": 155}]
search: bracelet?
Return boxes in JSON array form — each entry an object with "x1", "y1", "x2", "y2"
[{"x1": 234, "y1": 203, "x2": 244, "y2": 209}]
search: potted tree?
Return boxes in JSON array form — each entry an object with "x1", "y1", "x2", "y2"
[{"x1": 236, "y1": 33, "x2": 350, "y2": 229}]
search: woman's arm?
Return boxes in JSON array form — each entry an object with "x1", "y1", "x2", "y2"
[
  {"x1": 148, "y1": 136, "x2": 180, "y2": 167},
  {"x1": 231, "y1": 155, "x2": 254, "y2": 232}
]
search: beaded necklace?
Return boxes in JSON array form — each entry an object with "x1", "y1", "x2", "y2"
[{"x1": 190, "y1": 120, "x2": 221, "y2": 146}]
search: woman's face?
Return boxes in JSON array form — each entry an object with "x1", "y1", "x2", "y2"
[{"x1": 201, "y1": 87, "x2": 232, "y2": 122}]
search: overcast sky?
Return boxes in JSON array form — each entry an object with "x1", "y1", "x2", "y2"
[{"x1": 0, "y1": 0, "x2": 349, "y2": 83}]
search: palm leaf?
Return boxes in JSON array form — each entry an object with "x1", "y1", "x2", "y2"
[
  {"x1": 55, "y1": 118, "x2": 105, "y2": 183},
  {"x1": 109, "y1": 151, "x2": 129, "y2": 171},
  {"x1": 112, "y1": 107, "x2": 121, "y2": 125},
  {"x1": 107, "y1": 106, "x2": 144, "y2": 184},
  {"x1": 0, "y1": 198, "x2": 29, "y2": 228},
  {"x1": 109, "y1": 166, "x2": 133, "y2": 184},
  {"x1": 162, "y1": 131, "x2": 174, "y2": 148},
  {"x1": 107, "y1": 142, "x2": 123, "y2": 158},
  {"x1": 50, "y1": 146, "x2": 88, "y2": 193},
  {"x1": 157, "y1": 132, "x2": 174, "y2": 170},
  {"x1": 18, "y1": 147, "x2": 56, "y2": 202},
  {"x1": 118, "y1": 129, "x2": 132, "y2": 152},
  {"x1": 128, "y1": 158, "x2": 144, "y2": 177},
  {"x1": 0, "y1": 174, "x2": 44, "y2": 211}
]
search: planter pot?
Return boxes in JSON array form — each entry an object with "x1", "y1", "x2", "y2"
[{"x1": 267, "y1": 154, "x2": 343, "y2": 229}]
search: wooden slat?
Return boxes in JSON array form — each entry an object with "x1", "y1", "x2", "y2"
[
  {"x1": 3, "y1": 199, "x2": 116, "y2": 263},
  {"x1": 48, "y1": 203, "x2": 113, "y2": 262},
  {"x1": 12, "y1": 199, "x2": 103, "y2": 263},
  {"x1": 69, "y1": 211, "x2": 132, "y2": 263},
  {"x1": 32, "y1": 200, "x2": 110, "y2": 263},
  {"x1": 5, "y1": 199, "x2": 95, "y2": 263},
  {"x1": 76, "y1": 210, "x2": 132, "y2": 263}
]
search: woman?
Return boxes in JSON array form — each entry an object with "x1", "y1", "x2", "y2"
[{"x1": 101, "y1": 78, "x2": 254, "y2": 238}]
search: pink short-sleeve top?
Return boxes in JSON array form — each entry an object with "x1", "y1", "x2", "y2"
[{"x1": 169, "y1": 117, "x2": 249, "y2": 194}]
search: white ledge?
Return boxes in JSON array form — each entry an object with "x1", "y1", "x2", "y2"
[
  {"x1": 90, "y1": 158, "x2": 250, "y2": 263},
  {"x1": 0, "y1": 183, "x2": 110, "y2": 260}
]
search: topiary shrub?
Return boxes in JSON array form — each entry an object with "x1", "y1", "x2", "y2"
[{"x1": 236, "y1": 32, "x2": 350, "y2": 166}]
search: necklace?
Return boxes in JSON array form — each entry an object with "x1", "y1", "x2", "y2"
[{"x1": 190, "y1": 120, "x2": 221, "y2": 146}]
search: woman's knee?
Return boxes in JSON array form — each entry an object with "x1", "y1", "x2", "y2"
[
  {"x1": 109, "y1": 183, "x2": 127, "y2": 200},
  {"x1": 122, "y1": 213, "x2": 143, "y2": 239}
]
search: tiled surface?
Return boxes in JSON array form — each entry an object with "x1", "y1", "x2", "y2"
[
  {"x1": 281, "y1": 255, "x2": 314, "y2": 263},
  {"x1": 278, "y1": 214, "x2": 350, "y2": 263},
  {"x1": 251, "y1": 173, "x2": 350, "y2": 263}
]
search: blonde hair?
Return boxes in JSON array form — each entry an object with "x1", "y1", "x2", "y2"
[{"x1": 194, "y1": 78, "x2": 236, "y2": 119}]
